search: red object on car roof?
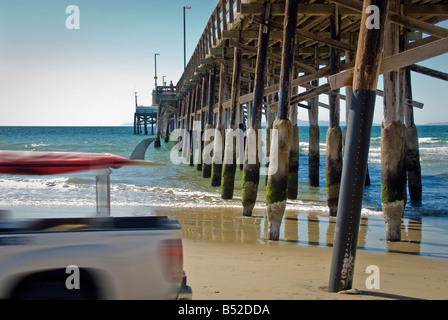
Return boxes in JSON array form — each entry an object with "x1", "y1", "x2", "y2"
[{"x1": 0, "y1": 151, "x2": 165, "y2": 175}]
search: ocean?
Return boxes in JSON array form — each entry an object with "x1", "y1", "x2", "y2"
[{"x1": 0, "y1": 125, "x2": 447, "y2": 257}]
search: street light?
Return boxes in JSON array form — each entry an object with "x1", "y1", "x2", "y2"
[
  {"x1": 183, "y1": 6, "x2": 192, "y2": 73},
  {"x1": 154, "y1": 53, "x2": 160, "y2": 88}
]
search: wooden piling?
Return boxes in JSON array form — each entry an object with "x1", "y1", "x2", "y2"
[
  {"x1": 202, "y1": 64, "x2": 216, "y2": 179},
  {"x1": 381, "y1": 0, "x2": 406, "y2": 241},
  {"x1": 180, "y1": 97, "x2": 187, "y2": 155},
  {"x1": 287, "y1": 102, "x2": 299, "y2": 200},
  {"x1": 326, "y1": 13, "x2": 343, "y2": 217},
  {"x1": 144, "y1": 115, "x2": 148, "y2": 135},
  {"x1": 242, "y1": 5, "x2": 271, "y2": 216},
  {"x1": 328, "y1": 0, "x2": 388, "y2": 292},
  {"x1": 197, "y1": 76, "x2": 207, "y2": 171},
  {"x1": 265, "y1": 65, "x2": 276, "y2": 187},
  {"x1": 164, "y1": 121, "x2": 170, "y2": 143},
  {"x1": 190, "y1": 83, "x2": 200, "y2": 166},
  {"x1": 266, "y1": 0, "x2": 298, "y2": 240},
  {"x1": 187, "y1": 88, "x2": 197, "y2": 166},
  {"x1": 403, "y1": 68, "x2": 422, "y2": 201},
  {"x1": 212, "y1": 61, "x2": 228, "y2": 187},
  {"x1": 308, "y1": 47, "x2": 320, "y2": 187},
  {"x1": 221, "y1": 46, "x2": 242, "y2": 200},
  {"x1": 154, "y1": 101, "x2": 162, "y2": 148},
  {"x1": 308, "y1": 122, "x2": 320, "y2": 186},
  {"x1": 182, "y1": 92, "x2": 192, "y2": 161},
  {"x1": 176, "y1": 99, "x2": 185, "y2": 152}
]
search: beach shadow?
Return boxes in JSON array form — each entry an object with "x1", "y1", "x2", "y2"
[
  {"x1": 318, "y1": 286, "x2": 424, "y2": 300},
  {"x1": 359, "y1": 290, "x2": 423, "y2": 300}
]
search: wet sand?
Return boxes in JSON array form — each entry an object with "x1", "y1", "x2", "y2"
[{"x1": 154, "y1": 207, "x2": 448, "y2": 300}]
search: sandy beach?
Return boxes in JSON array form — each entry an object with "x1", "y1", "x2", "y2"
[{"x1": 154, "y1": 207, "x2": 448, "y2": 300}]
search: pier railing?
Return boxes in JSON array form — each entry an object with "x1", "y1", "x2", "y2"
[{"x1": 177, "y1": 0, "x2": 241, "y2": 96}]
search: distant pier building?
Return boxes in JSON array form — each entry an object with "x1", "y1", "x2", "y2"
[{"x1": 133, "y1": 82, "x2": 177, "y2": 138}]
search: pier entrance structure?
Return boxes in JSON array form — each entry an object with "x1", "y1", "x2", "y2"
[
  {"x1": 134, "y1": 85, "x2": 177, "y2": 141},
  {"x1": 133, "y1": 105, "x2": 157, "y2": 135},
  {"x1": 156, "y1": 0, "x2": 447, "y2": 293}
]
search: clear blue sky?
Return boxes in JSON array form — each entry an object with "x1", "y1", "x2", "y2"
[{"x1": 0, "y1": 0, "x2": 446, "y2": 126}]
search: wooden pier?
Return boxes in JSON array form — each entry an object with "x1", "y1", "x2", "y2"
[
  {"x1": 152, "y1": 0, "x2": 448, "y2": 293},
  {"x1": 134, "y1": 106, "x2": 157, "y2": 135},
  {"x1": 135, "y1": 86, "x2": 178, "y2": 146}
]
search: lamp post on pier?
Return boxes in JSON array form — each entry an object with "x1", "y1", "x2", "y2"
[
  {"x1": 154, "y1": 53, "x2": 160, "y2": 88},
  {"x1": 183, "y1": 6, "x2": 192, "y2": 73}
]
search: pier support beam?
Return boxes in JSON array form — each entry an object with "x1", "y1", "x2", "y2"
[
  {"x1": 212, "y1": 61, "x2": 228, "y2": 187},
  {"x1": 326, "y1": 13, "x2": 343, "y2": 217},
  {"x1": 182, "y1": 93, "x2": 192, "y2": 161},
  {"x1": 242, "y1": 5, "x2": 271, "y2": 216},
  {"x1": 381, "y1": 0, "x2": 406, "y2": 241},
  {"x1": 308, "y1": 47, "x2": 320, "y2": 187},
  {"x1": 164, "y1": 121, "x2": 170, "y2": 143},
  {"x1": 176, "y1": 100, "x2": 185, "y2": 151},
  {"x1": 266, "y1": 0, "x2": 298, "y2": 240},
  {"x1": 202, "y1": 64, "x2": 216, "y2": 178},
  {"x1": 190, "y1": 84, "x2": 200, "y2": 166},
  {"x1": 154, "y1": 102, "x2": 162, "y2": 148},
  {"x1": 403, "y1": 68, "x2": 422, "y2": 201},
  {"x1": 287, "y1": 101, "x2": 299, "y2": 200},
  {"x1": 197, "y1": 76, "x2": 207, "y2": 171},
  {"x1": 221, "y1": 45, "x2": 242, "y2": 200},
  {"x1": 329, "y1": 0, "x2": 388, "y2": 292},
  {"x1": 265, "y1": 64, "x2": 276, "y2": 186}
]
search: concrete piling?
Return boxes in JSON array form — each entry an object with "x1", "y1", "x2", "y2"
[
  {"x1": 188, "y1": 86, "x2": 198, "y2": 166},
  {"x1": 308, "y1": 123, "x2": 320, "y2": 187},
  {"x1": 211, "y1": 61, "x2": 228, "y2": 187},
  {"x1": 265, "y1": 0, "x2": 298, "y2": 240},
  {"x1": 403, "y1": 68, "x2": 422, "y2": 201},
  {"x1": 287, "y1": 108, "x2": 299, "y2": 200},
  {"x1": 381, "y1": 0, "x2": 406, "y2": 241},
  {"x1": 308, "y1": 48, "x2": 320, "y2": 187},
  {"x1": 242, "y1": 6, "x2": 271, "y2": 216},
  {"x1": 182, "y1": 92, "x2": 192, "y2": 162},
  {"x1": 202, "y1": 64, "x2": 216, "y2": 179},
  {"x1": 266, "y1": 118, "x2": 292, "y2": 240},
  {"x1": 381, "y1": 121, "x2": 406, "y2": 241},
  {"x1": 221, "y1": 46, "x2": 242, "y2": 200},
  {"x1": 325, "y1": 126, "x2": 343, "y2": 216},
  {"x1": 197, "y1": 76, "x2": 207, "y2": 172},
  {"x1": 265, "y1": 69, "x2": 276, "y2": 187},
  {"x1": 326, "y1": 14, "x2": 343, "y2": 217},
  {"x1": 154, "y1": 101, "x2": 162, "y2": 148}
]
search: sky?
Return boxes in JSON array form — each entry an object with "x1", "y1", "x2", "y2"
[{"x1": 0, "y1": 0, "x2": 447, "y2": 126}]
